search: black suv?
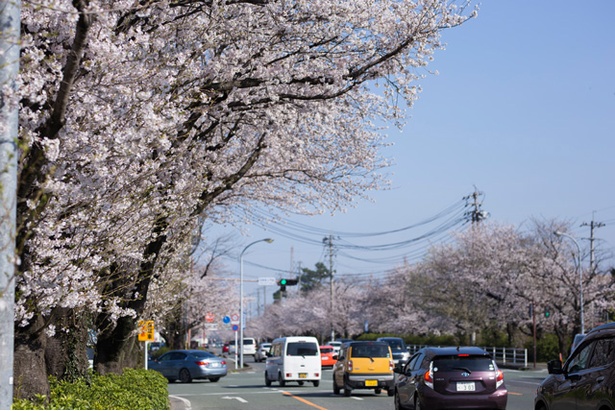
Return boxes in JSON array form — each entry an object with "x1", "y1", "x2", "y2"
[{"x1": 535, "y1": 322, "x2": 615, "y2": 409}]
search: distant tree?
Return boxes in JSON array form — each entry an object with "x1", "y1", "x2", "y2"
[{"x1": 299, "y1": 262, "x2": 332, "y2": 293}]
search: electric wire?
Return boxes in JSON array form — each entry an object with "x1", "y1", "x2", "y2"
[{"x1": 236, "y1": 193, "x2": 476, "y2": 276}]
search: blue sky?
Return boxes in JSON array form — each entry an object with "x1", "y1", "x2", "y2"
[{"x1": 205, "y1": 0, "x2": 615, "y2": 308}]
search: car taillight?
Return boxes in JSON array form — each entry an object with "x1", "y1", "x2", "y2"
[
  {"x1": 424, "y1": 363, "x2": 434, "y2": 389},
  {"x1": 348, "y1": 360, "x2": 353, "y2": 372},
  {"x1": 496, "y1": 369, "x2": 504, "y2": 388},
  {"x1": 389, "y1": 360, "x2": 394, "y2": 371},
  {"x1": 195, "y1": 361, "x2": 210, "y2": 366}
]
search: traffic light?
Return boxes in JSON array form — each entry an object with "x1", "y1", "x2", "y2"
[
  {"x1": 545, "y1": 307, "x2": 551, "y2": 318},
  {"x1": 277, "y1": 278, "x2": 298, "y2": 292}
]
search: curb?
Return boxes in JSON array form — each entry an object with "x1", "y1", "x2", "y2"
[{"x1": 169, "y1": 395, "x2": 191, "y2": 410}]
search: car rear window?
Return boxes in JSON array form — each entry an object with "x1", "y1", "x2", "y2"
[
  {"x1": 287, "y1": 342, "x2": 318, "y2": 356},
  {"x1": 192, "y1": 351, "x2": 215, "y2": 359},
  {"x1": 433, "y1": 355, "x2": 495, "y2": 372},
  {"x1": 352, "y1": 344, "x2": 390, "y2": 358}
]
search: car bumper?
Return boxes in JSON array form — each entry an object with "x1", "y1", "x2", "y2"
[
  {"x1": 418, "y1": 386, "x2": 508, "y2": 410},
  {"x1": 193, "y1": 367, "x2": 228, "y2": 379},
  {"x1": 346, "y1": 373, "x2": 395, "y2": 390}
]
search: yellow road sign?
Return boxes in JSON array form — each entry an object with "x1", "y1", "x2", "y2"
[{"x1": 138, "y1": 320, "x2": 155, "y2": 342}]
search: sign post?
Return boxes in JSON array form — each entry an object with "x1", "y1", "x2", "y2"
[
  {"x1": 230, "y1": 314, "x2": 240, "y2": 369},
  {"x1": 139, "y1": 320, "x2": 155, "y2": 369}
]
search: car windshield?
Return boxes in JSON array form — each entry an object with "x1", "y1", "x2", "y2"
[
  {"x1": 287, "y1": 342, "x2": 318, "y2": 356},
  {"x1": 321, "y1": 347, "x2": 334, "y2": 354},
  {"x1": 352, "y1": 344, "x2": 390, "y2": 358},
  {"x1": 433, "y1": 355, "x2": 495, "y2": 372}
]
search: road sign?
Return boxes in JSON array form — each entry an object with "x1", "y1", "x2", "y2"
[
  {"x1": 258, "y1": 277, "x2": 277, "y2": 286},
  {"x1": 232, "y1": 324, "x2": 239, "y2": 331},
  {"x1": 230, "y1": 314, "x2": 240, "y2": 325},
  {"x1": 138, "y1": 320, "x2": 155, "y2": 342},
  {"x1": 223, "y1": 315, "x2": 230, "y2": 324},
  {"x1": 205, "y1": 312, "x2": 215, "y2": 323}
]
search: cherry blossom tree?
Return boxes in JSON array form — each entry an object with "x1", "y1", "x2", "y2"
[{"x1": 14, "y1": 0, "x2": 476, "y2": 399}]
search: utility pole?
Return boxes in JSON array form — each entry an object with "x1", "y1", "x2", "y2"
[
  {"x1": 324, "y1": 235, "x2": 335, "y2": 342},
  {"x1": 465, "y1": 188, "x2": 489, "y2": 224},
  {"x1": 581, "y1": 213, "x2": 604, "y2": 273},
  {"x1": 0, "y1": 2, "x2": 20, "y2": 408}
]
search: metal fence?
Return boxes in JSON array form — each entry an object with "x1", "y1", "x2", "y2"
[{"x1": 407, "y1": 345, "x2": 528, "y2": 368}]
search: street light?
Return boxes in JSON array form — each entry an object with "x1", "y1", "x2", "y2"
[
  {"x1": 554, "y1": 231, "x2": 584, "y2": 333},
  {"x1": 239, "y1": 238, "x2": 273, "y2": 369}
]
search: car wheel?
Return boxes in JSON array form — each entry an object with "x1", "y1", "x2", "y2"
[
  {"x1": 375, "y1": 388, "x2": 382, "y2": 394},
  {"x1": 208, "y1": 377, "x2": 220, "y2": 382},
  {"x1": 298, "y1": 381, "x2": 304, "y2": 386},
  {"x1": 279, "y1": 373, "x2": 286, "y2": 387},
  {"x1": 313, "y1": 380, "x2": 320, "y2": 387},
  {"x1": 265, "y1": 371, "x2": 272, "y2": 387},
  {"x1": 387, "y1": 388, "x2": 394, "y2": 397},
  {"x1": 344, "y1": 387, "x2": 352, "y2": 397},
  {"x1": 179, "y1": 368, "x2": 192, "y2": 383},
  {"x1": 395, "y1": 391, "x2": 408, "y2": 410},
  {"x1": 333, "y1": 377, "x2": 341, "y2": 395}
]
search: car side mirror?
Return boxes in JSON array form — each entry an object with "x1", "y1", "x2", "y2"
[{"x1": 547, "y1": 359, "x2": 563, "y2": 374}]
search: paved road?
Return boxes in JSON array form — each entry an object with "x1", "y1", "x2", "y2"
[{"x1": 167, "y1": 357, "x2": 549, "y2": 410}]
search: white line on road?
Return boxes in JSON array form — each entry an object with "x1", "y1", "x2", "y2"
[
  {"x1": 169, "y1": 395, "x2": 192, "y2": 410},
  {"x1": 222, "y1": 396, "x2": 248, "y2": 403}
]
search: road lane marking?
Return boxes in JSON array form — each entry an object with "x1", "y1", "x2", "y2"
[
  {"x1": 169, "y1": 395, "x2": 192, "y2": 410},
  {"x1": 281, "y1": 391, "x2": 327, "y2": 410},
  {"x1": 221, "y1": 396, "x2": 248, "y2": 403}
]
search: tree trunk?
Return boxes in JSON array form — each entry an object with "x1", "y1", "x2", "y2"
[
  {"x1": 13, "y1": 314, "x2": 49, "y2": 401},
  {"x1": 94, "y1": 218, "x2": 167, "y2": 373},
  {"x1": 95, "y1": 316, "x2": 142, "y2": 375},
  {"x1": 45, "y1": 308, "x2": 91, "y2": 381},
  {"x1": 161, "y1": 305, "x2": 186, "y2": 350}
]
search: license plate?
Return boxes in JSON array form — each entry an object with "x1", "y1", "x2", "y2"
[
  {"x1": 456, "y1": 382, "x2": 475, "y2": 391},
  {"x1": 299, "y1": 373, "x2": 307, "y2": 378},
  {"x1": 210, "y1": 363, "x2": 220, "y2": 368},
  {"x1": 365, "y1": 380, "x2": 378, "y2": 387}
]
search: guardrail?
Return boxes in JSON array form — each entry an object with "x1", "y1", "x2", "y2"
[{"x1": 407, "y1": 345, "x2": 528, "y2": 368}]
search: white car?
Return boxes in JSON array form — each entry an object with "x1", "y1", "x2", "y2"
[
  {"x1": 327, "y1": 341, "x2": 342, "y2": 356},
  {"x1": 229, "y1": 338, "x2": 257, "y2": 359},
  {"x1": 255, "y1": 342, "x2": 271, "y2": 362}
]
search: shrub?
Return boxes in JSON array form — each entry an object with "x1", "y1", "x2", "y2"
[{"x1": 12, "y1": 369, "x2": 169, "y2": 410}]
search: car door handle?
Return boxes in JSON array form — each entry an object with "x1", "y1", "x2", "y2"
[{"x1": 597, "y1": 376, "x2": 605, "y2": 383}]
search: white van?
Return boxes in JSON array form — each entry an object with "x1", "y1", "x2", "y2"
[
  {"x1": 265, "y1": 336, "x2": 321, "y2": 387},
  {"x1": 229, "y1": 337, "x2": 257, "y2": 359}
]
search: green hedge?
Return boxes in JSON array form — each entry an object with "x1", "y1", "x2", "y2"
[{"x1": 12, "y1": 368, "x2": 169, "y2": 410}]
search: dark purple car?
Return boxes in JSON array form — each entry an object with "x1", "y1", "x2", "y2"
[{"x1": 394, "y1": 346, "x2": 508, "y2": 410}]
